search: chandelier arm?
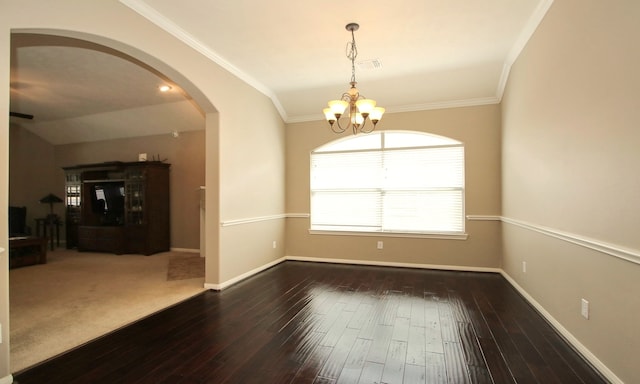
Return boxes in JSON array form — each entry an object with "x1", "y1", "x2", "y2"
[
  {"x1": 331, "y1": 121, "x2": 349, "y2": 133},
  {"x1": 332, "y1": 117, "x2": 348, "y2": 133},
  {"x1": 360, "y1": 120, "x2": 375, "y2": 134}
]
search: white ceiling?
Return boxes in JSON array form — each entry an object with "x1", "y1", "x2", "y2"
[{"x1": 9, "y1": 0, "x2": 552, "y2": 145}]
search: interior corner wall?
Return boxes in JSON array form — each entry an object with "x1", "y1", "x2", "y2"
[
  {"x1": 217, "y1": 84, "x2": 286, "y2": 284},
  {"x1": 204, "y1": 112, "x2": 220, "y2": 285},
  {"x1": 9, "y1": 124, "x2": 59, "y2": 226},
  {"x1": 501, "y1": 1, "x2": 640, "y2": 383},
  {"x1": 285, "y1": 105, "x2": 502, "y2": 269},
  {"x1": 0, "y1": 22, "x2": 11, "y2": 383}
]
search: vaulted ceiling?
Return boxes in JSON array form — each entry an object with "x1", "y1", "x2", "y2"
[{"x1": 9, "y1": 0, "x2": 552, "y2": 145}]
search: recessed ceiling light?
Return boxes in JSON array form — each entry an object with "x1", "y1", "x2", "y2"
[{"x1": 159, "y1": 85, "x2": 172, "y2": 92}]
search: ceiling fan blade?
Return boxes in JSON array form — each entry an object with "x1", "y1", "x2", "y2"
[{"x1": 9, "y1": 111, "x2": 34, "y2": 120}]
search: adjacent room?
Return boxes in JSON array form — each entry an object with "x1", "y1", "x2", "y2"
[
  {"x1": 7, "y1": 33, "x2": 207, "y2": 372},
  {"x1": 1, "y1": 1, "x2": 638, "y2": 383}
]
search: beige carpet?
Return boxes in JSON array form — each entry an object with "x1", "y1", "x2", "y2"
[{"x1": 9, "y1": 248, "x2": 206, "y2": 373}]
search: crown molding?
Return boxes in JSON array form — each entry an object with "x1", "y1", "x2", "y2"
[
  {"x1": 496, "y1": 0, "x2": 554, "y2": 100},
  {"x1": 120, "y1": 0, "x2": 552, "y2": 125},
  {"x1": 118, "y1": 0, "x2": 288, "y2": 121}
]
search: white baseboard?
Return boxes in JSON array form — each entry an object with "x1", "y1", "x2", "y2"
[
  {"x1": 204, "y1": 256, "x2": 499, "y2": 291},
  {"x1": 285, "y1": 255, "x2": 501, "y2": 273},
  {"x1": 170, "y1": 247, "x2": 200, "y2": 254},
  {"x1": 204, "y1": 257, "x2": 286, "y2": 291},
  {"x1": 0, "y1": 374, "x2": 13, "y2": 384},
  {"x1": 500, "y1": 270, "x2": 622, "y2": 384}
]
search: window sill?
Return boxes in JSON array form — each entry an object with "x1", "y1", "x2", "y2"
[{"x1": 308, "y1": 229, "x2": 468, "y2": 240}]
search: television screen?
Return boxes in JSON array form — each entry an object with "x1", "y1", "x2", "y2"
[{"x1": 92, "y1": 182, "x2": 125, "y2": 225}]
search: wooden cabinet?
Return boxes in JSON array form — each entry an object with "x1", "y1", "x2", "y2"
[
  {"x1": 63, "y1": 161, "x2": 170, "y2": 255},
  {"x1": 65, "y1": 171, "x2": 82, "y2": 249},
  {"x1": 9, "y1": 237, "x2": 47, "y2": 268},
  {"x1": 77, "y1": 226, "x2": 126, "y2": 254}
]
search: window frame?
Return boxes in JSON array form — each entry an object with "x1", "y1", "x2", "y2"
[{"x1": 309, "y1": 130, "x2": 467, "y2": 240}]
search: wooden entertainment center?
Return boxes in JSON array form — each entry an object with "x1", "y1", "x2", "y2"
[{"x1": 63, "y1": 161, "x2": 170, "y2": 255}]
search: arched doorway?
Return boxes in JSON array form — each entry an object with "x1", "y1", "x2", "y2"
[{"x1": 8, "y1": 30, "x2": 215, "y2": 371}]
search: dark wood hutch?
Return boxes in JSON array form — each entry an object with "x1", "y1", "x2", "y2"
[{"x1": 63, "y1": 161, "x2": 170, "y2": 255}]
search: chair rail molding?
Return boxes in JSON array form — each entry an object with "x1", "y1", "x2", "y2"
[
  {"x1": 501, "y1": 216, "x2": 640, "y2": 265},
  {"x1": 220, "y1": 213, "x2": 308, "y2": 227}
]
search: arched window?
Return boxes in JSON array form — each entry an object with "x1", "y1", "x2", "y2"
[{"x1": 310, "y1": 131, "x2": 465, "y2": 237}]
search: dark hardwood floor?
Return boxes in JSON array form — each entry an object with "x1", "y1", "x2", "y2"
[{"x1": 14, "y1": 261, "x2": 607, "y2": 384}]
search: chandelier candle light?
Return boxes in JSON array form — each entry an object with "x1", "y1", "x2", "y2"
[{"x1": 323, "y1": 23, "x2": 385, "y2": 135}]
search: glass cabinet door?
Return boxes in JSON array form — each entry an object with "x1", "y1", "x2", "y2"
[
  {"x1": 65, "y1": 172, "x2": 82, "y2": 208},
  {"x1": 125, "y1": 168, "x2": 145, "y2": 225}
]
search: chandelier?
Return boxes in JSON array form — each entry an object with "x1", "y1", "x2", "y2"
[{"x1": 323, "y1": 23, "x2": 385, "y2": 135}]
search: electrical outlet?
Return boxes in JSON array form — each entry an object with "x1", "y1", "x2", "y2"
[
  {"x1": 377, "y1": 241, "x2": 383, "y2": 250},
  {"x1": 581, "y1": 298, "x2": 590, "y2": 319},
  {"x1": 522, "y1": 261, "x2": 527, "y2": 273},
  {"x1": 272, "y1": 241, "x2": 277, "y2": 249}
]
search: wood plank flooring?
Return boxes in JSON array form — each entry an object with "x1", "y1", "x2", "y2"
[{"x1": 13, "y1": 261, "x2": 607, "y2": 383}]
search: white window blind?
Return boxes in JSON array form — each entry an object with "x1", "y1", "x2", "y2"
[{"x1": 310, "y1": 131, "x2": 465, "y2": 235}]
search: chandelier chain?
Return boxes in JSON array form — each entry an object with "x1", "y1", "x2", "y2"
[{"x1": 347, "y1": 29, "x2": 358, "y2": 84}]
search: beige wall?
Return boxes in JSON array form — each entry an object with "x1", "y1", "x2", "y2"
[
  {"x1": 0, "y1": 21, "x2": 10, "y2": 380},
  {"x1": 285, "y1": 105, "x2": 502, "y2": 269},
  {"x1": 9, "y1": 124, "x2": 59, "y2": 225},
  {"x1": 217, "y1": 75, "x2": 286, "y2": 283},
  {"x1": 54, "y1": 130, "x2": 205, "y2": 250},
  {"x1": 501, "y1": 0, "x2": 640, "y2": 382},
  {"x1": 2, "y1": 0, "x2": 636, "y2": 382},
  {"x1": 0, "y1": 1, "x2": 287, "y2": 380}
]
